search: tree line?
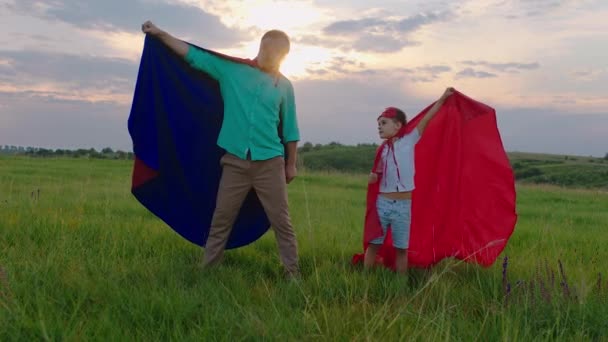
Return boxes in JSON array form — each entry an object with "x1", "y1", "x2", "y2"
[{"x1": 0, "y1": 145, "x2": 133, "y2": 159}]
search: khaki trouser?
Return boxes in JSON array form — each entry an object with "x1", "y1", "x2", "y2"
[{"x1": 203, "y1": 153, "x2": 299, "y2": 274}]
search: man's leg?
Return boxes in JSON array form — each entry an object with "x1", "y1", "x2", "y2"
[
  {"x1": 252, "y1": 157, "x2": 299, "y2": 276},
  {"x1": 203, "y1": 154, "x2": 252, "y2": 267}
]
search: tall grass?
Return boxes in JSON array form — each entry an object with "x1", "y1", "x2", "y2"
[{"x1": 0, "y1": 156, "x2": 606, "y2": 340}]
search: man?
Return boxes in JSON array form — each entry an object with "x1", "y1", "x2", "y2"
[{"x1": 141, "y1": 20, "x2": 300, "y2": 277}]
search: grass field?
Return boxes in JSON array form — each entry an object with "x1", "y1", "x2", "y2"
[{"x1": 1, "y1": 156, "x2": 607, "y2": 340}]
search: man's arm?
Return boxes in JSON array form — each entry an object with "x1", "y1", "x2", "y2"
[
  {"x1": 417, "y1": 87, "x2": 454, "y2": 135},
  {"x1": 281, "y1": 81, "x2": 300, "y2": 184},
  {"x1": 142, "y1": 20, "x2": 227, "y2": 79},
  {"x1": 285, "y1": 142, "x2": 298, "y2": 184},
  {"x1": 142, "y1": 21, "x2": 188, "y2": 57}
]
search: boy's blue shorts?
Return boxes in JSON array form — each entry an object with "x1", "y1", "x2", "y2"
[{"x1": 370, "y1": 196, "x2": 412, "y2": 249}]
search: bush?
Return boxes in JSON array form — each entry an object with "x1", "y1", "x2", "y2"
[{"x1": 515, "y1": 167, "x2": 543, "y2": 179}]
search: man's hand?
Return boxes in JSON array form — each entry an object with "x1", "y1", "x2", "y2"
[
  {"x1": 285, "y1": 164, "x2": 297, "y2": 184},
  {"x1": 141, "y1": 20, "x2": 162, "y2": 36},
  {"x1": 140, "y1": 20, "x2": 188, "y2": 57},
  {"x1": 368, "y1": 172, "x2": 378, "y2": 184}
]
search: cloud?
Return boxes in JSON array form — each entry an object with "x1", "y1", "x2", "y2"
[
  {"x1": 550, "y1": 95, "x2": 577, "y2": 105},
  {"x1": 301, "y1": 56, "x2": 370, "y2": 77},
  {"x1": 351, "y1": 35, "x2": 419, "y2": 53},
  {"x1": 292, "y1": 75, "x2": 608, "y2": 157},
  {"x1": 462, "y1": 60, "x2": 540, "y2": 73},
  {"x1": 294, "y1": 35, "x2": 342, "y2": 46},
  {"x1": 496, "y1": 107, "x2": 608, "y2": 157},
  {"x1": 570, "y1": 68, "x2": 606, "y2": 82},
  {"x1": 9, "y1": 32, "x2": 60, "y2": 42},
  {"x1": 522, "y1": 0, "x2": 567, "y2": 17},
  {"x1": 452, "y1": 60, "x2": 540, "y2": 80},
  {"x1": 4, "y1": 0, "x2": 250, "y2": 47},
  {"x1": 0, "y1": 49, "x2": 137, "y2": 103},
  {"x1": 304, "y1": 62, "x2": 452, "y2": 82},
  {"x1": 496, "y1": 0, "x2": 583, "y2": 19},
  {"x1": 455, "y1": 68, "x2": 498, "y2": 79},
  {"x1": 0, "y1": 90, "x2": 131, "y2": 150},
  {"x1": 323, "y1": 17, "x2": 388, "y2": 35},
  {"x1": 321, "y1": 11, "x2": 452, "y2": 53},
  {"x1": 403, "y1": 65, "x2": 452, "y2": 82},
  {"x1": 323, "y1": 12, "x2": 450, "y2": 35}
]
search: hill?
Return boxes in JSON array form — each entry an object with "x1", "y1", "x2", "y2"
[{"x1": 299, "y1": 144, "x2": 608, "y2": 189}]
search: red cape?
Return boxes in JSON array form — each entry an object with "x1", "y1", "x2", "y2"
[{"x1": 352, "y1": 91, "x2": 517, "y2": 270}]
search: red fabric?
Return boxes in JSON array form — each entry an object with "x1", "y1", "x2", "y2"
[
  {"x1": 352, "y1": 90, "x2": 517, "y2": 270},
  {"x1": 131, "y1": 157, "x2": 159, "y2": 189}
]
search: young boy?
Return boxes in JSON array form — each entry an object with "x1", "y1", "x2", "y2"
[{"x1": 364, "y1": 87, "x2": 454, "y2": 274}]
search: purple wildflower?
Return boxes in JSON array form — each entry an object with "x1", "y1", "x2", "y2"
[{"x1": 558, "y1": 259, "x2": 571, "y2": 298}]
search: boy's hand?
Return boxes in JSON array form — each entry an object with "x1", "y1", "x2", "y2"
[
  {"x1": 440, "y1": 87, "x2": 455, "y2": 101},
  {"x1": 141, "y1": 20, "x2": 162, "y2": 36},
  {"x1": 368, "y1": 172, "x2": 378, "y2": 184}
]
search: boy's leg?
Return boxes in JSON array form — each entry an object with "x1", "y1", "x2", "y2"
[
  {"x1": 252, "y1": 157, "x2": 299, "y2": 276},
  {"x1": 364, "y1": 196, "x2": 391, "y2": 269},
  {"x1": 391, "y1": 199, "x2": 412, "y2": 274},
  {"x1": 364, "y1": 243, "x2": 381, "y2": 269},
  {"x1": 396, "y1": 249, "x2": 408, "y2": 274},
  {"x1": 203, "y1": 154, "x2": 253, "y2": 267}
]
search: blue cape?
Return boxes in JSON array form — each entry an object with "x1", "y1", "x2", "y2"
[{"x1": 127, "y1": 36, "x2": 270, "y2": 248}]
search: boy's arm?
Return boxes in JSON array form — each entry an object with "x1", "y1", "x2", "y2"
[
  {"x1": 417, "y1": 87, "x2": 454, "y2": 135},
  {"x1": 142, "y1": 20, "x2": 228, "y2": 79},
  {"x1": 369, "y1": 146, "x2": 384, "y2": 184}
]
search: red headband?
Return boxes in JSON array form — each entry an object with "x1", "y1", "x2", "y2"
[{"x1": 378, "y1": 107, "x2": 399, "y2": 120}]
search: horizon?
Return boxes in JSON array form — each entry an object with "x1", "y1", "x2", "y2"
[{"x1": 1, "y1": 142, "x2": 606, "y2": 160}]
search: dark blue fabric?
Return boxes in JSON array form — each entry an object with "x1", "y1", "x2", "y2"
[{"x1": 127, "y1": 36, "x2": 270, "y2": 248}]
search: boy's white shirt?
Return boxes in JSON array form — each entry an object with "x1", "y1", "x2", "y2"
[{"x1": 379, "y1": 129, "x2": 420, "y2": 193}]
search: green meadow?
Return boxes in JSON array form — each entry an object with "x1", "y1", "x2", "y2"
[{"x1": 1, "y1": 156, "x2": 607, "y2": 340}]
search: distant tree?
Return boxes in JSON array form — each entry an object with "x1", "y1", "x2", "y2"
[
  {"x1": 300, "y1": 142, "x2": 313, "y2": 153},
  {"x1": 75, "y1": 149, "x2": 88, "y2": 158},
  {"x1": 116, "y1": 150, "x2": 127, "y2": 159},
  {"x1": 36, "y1": 148, "x2": 52, "y2": 157},
  {"x1": 604, "y1": 152, "x2": 608, "y2": 160},
  {"x1": 90, "y1": 151, "x2": 103, "y2": 159}
]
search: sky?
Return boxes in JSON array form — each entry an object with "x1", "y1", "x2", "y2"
[{"x1": 0, "y1": 0, "x2": 606, "y2": 156}]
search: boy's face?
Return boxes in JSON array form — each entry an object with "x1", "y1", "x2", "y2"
[
  {"x1": 257, "y1": 37, "x2": 289, "y2": 72},
  {"x1": 377, "y1": 117, "x2": 402, "y2": 139}
]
